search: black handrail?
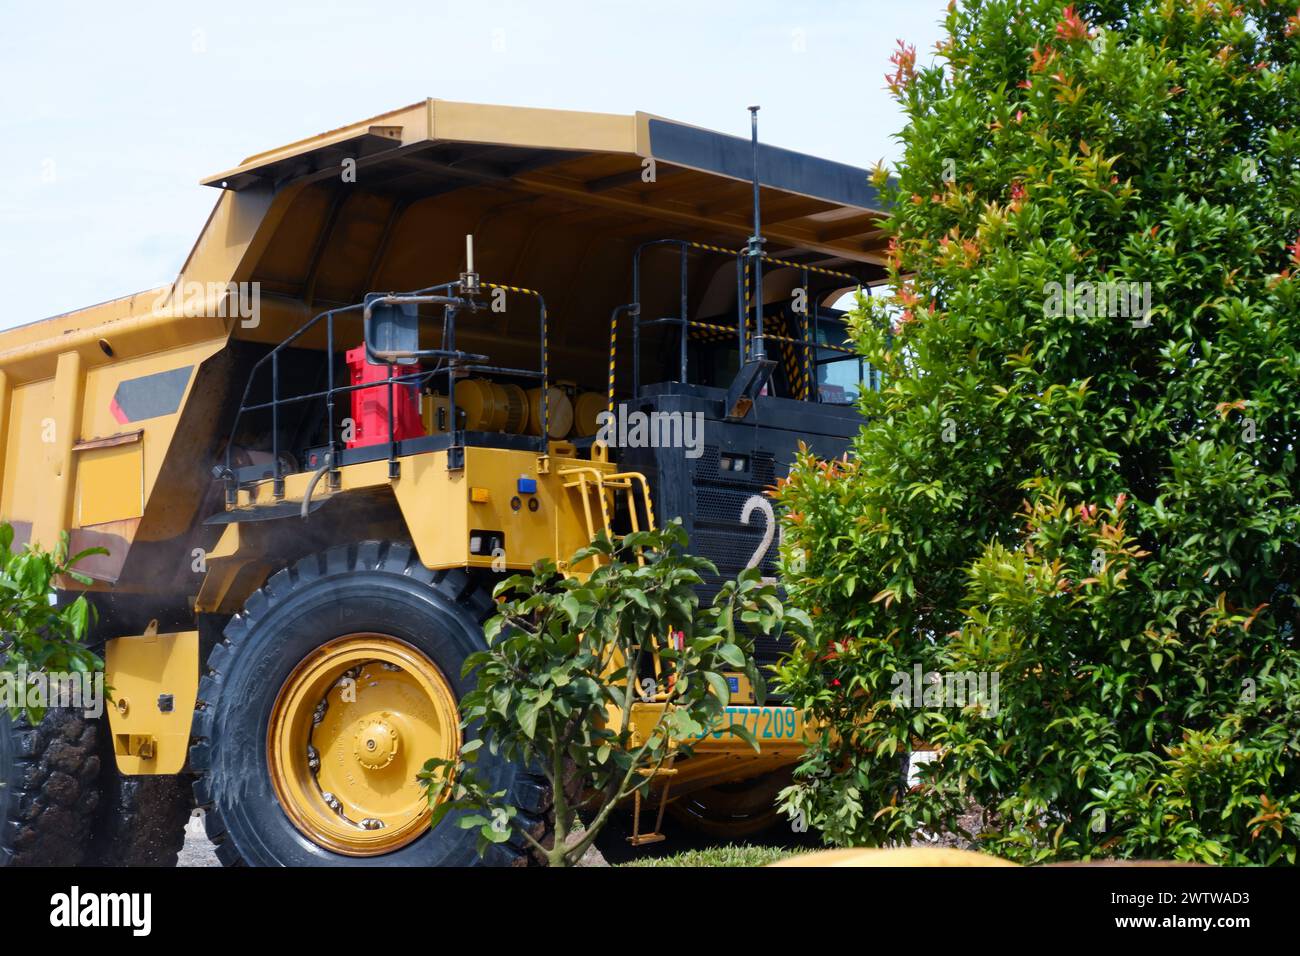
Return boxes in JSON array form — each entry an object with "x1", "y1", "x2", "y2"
[
  {"x1": 219, "y1": 277, "x2": 548, "y2": 503},
  {"x1": 628, "y1": 239, "x2": 867, "y2": 403}
]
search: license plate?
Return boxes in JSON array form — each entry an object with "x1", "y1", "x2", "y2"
[{"x1": 696, "y1": 705, "x2": 803, "y2": 741}]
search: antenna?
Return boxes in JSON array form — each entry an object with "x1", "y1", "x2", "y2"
[
  {"x1": 461, "y1": 233, "x2": 480, "y2": 295},
  {"x1": 722, "y1": 105, "x2": 777, "y2": 421},
  {"x1": 746, "y1": 106, "x2": 765, "y2": 361}
]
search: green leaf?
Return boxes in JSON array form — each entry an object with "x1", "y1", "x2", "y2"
[
  {"x1": 718, "y1": 643, "x2": 746, "y2": 669},
  {"x1": 703, "y1": 671, "x2": 732, "y2": 705},
  {"x1": 726, "y1": 721, "x2": 761, "y2": 754}
]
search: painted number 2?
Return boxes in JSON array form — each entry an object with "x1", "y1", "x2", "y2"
[{"x1": 740, "y1": 494, "x2": 777, "y2": 584}]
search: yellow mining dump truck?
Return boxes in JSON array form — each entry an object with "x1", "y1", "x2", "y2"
[{"x1": 0, "y1": 99, "x2": 886, "y2": 866}]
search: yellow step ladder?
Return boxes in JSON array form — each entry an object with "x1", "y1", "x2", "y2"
[{"x1": 559, "y1": 459, "x2": 681, "y2": 845}]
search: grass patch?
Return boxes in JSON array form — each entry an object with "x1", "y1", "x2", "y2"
[{"x1": 621, "y1": 844, "x2": 804, "y2": 867}]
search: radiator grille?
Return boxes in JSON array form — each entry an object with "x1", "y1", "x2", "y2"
[{"x1": 689, "y1": 444, "x2": 791, "y2": 673}]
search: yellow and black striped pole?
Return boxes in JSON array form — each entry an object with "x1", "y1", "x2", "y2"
[
  {"x1": 606, "y1": 302, "x2": 641, "y2": 417},
  {"x1": 484, "y1": 281, "x2": 548, "y2": 443},
  {"x1": 607, "y1": 308, "x2": 619, "y2": 416}
]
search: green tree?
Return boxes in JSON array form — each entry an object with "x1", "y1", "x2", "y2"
[
  {"x1": 776, "y1": 0, "x2": 1300, "y2": 864},
  {"x1": 0, "y1": 522, "x2": 104, "y2": 723},
  {"x1": 422, "y1": 522, "x2": 804, "y2": 866}
]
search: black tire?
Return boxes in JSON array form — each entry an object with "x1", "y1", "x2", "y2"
[
  {"x1": 0, "y1": 708, "x2": 102, "y2": 866},
  {"x1": 88, "y1": 762, "x2": 193, "y2": 867},
  {"x1": 667, "y1": 769, "x2": 792, "y2": 840},
  {"x1": 190, "y1": 541, "x2": 551, "y2": 866}
]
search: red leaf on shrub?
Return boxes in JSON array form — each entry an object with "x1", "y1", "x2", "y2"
[
  {"x1": 885, "y1": 40, "x2": 918, "y2": 94},
  {"x1": 1055, "y1": 6, "x2": 1091, "y2": 42}
]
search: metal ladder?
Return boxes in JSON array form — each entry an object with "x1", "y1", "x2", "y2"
[
  {"x1": 558, "y1": 461, "x2": 681, "y2": 844},
  {"x1": 557, "y1": 464, "x2": 656, "y2": 563}
]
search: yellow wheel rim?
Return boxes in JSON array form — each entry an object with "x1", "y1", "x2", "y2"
[{"x1": 268, "y1": 634, "x2": 460, "y2": 857}]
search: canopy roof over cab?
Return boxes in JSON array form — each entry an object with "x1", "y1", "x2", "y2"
[
  {"x1": 202, "y1": 98, "x2": 887, "y2": 265},
  {"x1": 196, "y1": 99, "x2": 891, "y2": 378},
  {"x1": 1, "y1": 98, "x2": 890, "y2": 381}
]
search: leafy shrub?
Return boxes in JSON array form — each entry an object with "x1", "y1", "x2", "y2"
[
  {"x1": 0, "y1": 523, "x2": 104, "y2": 723},
  {"x1": 423, "y1": 522, "x2": 804, "y2": 866},
  {"x1": 776, "y1": 0, "x2": 1300, "y2": 864}
]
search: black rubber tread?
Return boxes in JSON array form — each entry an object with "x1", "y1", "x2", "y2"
[
  {"x1": 88, "y1": 756, "x2": 194, "y2": 867},
  {"x1": 666, "y1": 769, "x2": 793, "y2": 840},
  {"x1": 190, "y1": 541, "x2": 552, "y2": 867},
  {"x1": 0, "y1": 708, "x2": 102, "y2": 867}
]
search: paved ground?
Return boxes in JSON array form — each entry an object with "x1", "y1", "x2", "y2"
[
  {"x1": 173, "y1": 808, "x2": 821, "y2": 866},
  {"x1": 175, "y1": 811, "x2": 610, "y2": 866},
  {"x1": 174, "y1": 806, "x2": 967, "y2": 866},
  {"x1": 178, "y1": 812, "x2": 220, "y2": 867}
]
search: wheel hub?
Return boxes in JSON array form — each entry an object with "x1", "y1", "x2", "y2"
[
  {"x1": 267, "y1": 634, "x2": 460, "y2": 857},
  {"x1": 353, "y1": 715, "x2": 400, "y2": 770}
]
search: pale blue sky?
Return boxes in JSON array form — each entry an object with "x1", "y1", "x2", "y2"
[{"x1": 0, "y1": 0, "x2": 948, "y2": 329}]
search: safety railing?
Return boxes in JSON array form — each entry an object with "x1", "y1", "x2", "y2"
[
  {"x1": 557, "y1": 465, "x2": 656, "y2": 568},
  {"x1": 558, "y1": 463, "x2": 674, "y2": 711},
  {"x1": 622, "y1": 239, "x2": 870, "y2": 405},
  {"x1": 217, "y1": 277, "x2": 549, "y2": 504}
]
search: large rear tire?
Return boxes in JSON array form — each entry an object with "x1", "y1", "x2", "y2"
[
  {"x1": 190, "y1": 541, "x2": 550, "y2": 866},
  {"x1": 0, "y1": 708, "x2": 102, "y2": 866}
]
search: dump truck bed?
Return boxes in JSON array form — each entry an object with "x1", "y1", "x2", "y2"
[{"x1": 0, "y1": 98, "x2": 886, "y2": 600}]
